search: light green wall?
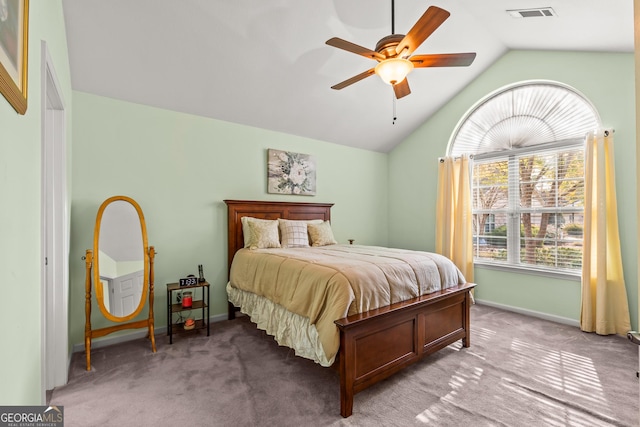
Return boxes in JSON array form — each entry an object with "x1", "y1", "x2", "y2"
[
  {"x1": 0, "y1": 1, "x2": 73, "y2": 405},
  {"x1": 68, "y1": 91, "x2": 389, "y2": 346},
  {"x1": 389, "y1": 50, "x2": 638, "y2": 328}
]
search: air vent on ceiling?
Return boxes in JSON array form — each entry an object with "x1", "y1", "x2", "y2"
[{"x1": 507, "y1": 7, "x2": 556, "y2": 18}]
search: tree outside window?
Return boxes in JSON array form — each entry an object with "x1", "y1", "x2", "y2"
[{"x1": 473, "y1": 147, "x2": 584, "y2": 271}]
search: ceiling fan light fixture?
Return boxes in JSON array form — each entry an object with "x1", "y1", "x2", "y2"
[
  {"x1": 326, "y1": 6, "x2": 474, "y2": 99},
  {"x1": 375, "y1": 58, "x2": 414, "y2": 85}
]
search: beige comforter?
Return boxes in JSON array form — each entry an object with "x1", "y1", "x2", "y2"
[{"x1": 228, "y1": 245, "x2": 466, "y2": 364}]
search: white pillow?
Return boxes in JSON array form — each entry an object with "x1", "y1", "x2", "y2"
[
  {"x1": 247, "y1": 220, "x2": 281, "y2": 250},
  {"x1": 308, "y1": 221, "x2": 338, "y2": 247},
  {"x1": 241, "y1": 217, "x2": 276, "y2": 248},
  {"x1": 278, "y1": 219, "x2": 310, "y2": 248}
]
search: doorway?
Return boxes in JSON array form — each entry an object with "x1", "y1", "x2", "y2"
[{"x1": 41, "y1": 41, "x2": 68, "y2": 402}]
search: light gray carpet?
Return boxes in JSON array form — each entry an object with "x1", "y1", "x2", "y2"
[{"x1": 51, "y1": 304, "x2": 638, "y2": 426}]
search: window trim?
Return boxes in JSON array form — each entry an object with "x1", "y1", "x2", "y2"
[
  {"x1": 472, "y1": 138, "x2": 584, "y2": 161},
  {"x1": 474, "y1": 260, "x2": 581, "y2": 281}
]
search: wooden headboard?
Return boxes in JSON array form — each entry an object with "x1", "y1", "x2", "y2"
[{"x1": 224, "y1": 199, "x2": 333, "y2": 275}]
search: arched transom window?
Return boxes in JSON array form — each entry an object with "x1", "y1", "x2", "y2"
[{"x1": 449, "y1": 81, "x2": 601, "y2": 275}]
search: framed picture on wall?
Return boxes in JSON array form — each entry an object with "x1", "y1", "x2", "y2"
[
  {"x1": 0, "y1": 0, "x2": 29, "y2": 114},
  {"x1": 267, "y1": 149, "x2": 316, "y2": 195}
]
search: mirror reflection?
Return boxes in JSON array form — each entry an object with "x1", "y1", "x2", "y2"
[{"x1": 98, "y1": 200, "x2": 144, "y2": 317}]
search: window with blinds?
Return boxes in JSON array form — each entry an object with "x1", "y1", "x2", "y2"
[
  {"x1": 472, "y1": 143, "x2": 585, "y2": 273},
  {"x1": 448, "y1": 81, "x2": 600, "y2": 276}
]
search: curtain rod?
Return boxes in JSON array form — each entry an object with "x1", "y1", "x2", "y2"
[
  {"x1": 590, "y1": 128, "x2": 614, "y2": 137},
  {"x1": 438, "y1": 154, "x2": 473, "y2": 163}
]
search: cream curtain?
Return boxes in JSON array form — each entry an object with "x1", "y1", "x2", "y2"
[
  {"x1": 580, "y1": 130, "x2": 630, "y2": 335},
  {"x1": 436, "y1": 155, "x2": 474, "y2": 282}
]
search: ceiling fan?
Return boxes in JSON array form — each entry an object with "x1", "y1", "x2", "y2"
[{"x1": 326, "y1": 2, "x2": 476, "y2": 99}]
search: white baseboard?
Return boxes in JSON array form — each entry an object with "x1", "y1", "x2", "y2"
[
  {"x1": 475, "y1": 299, "x2": 580, "y2": 328},
  {"x1": 72, "y1": 313, "x2": 228, "y2": 353}
]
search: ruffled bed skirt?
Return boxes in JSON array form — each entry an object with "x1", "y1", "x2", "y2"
[{"x1": 226, "y1": 283, "x2": 333, "y2": 367}]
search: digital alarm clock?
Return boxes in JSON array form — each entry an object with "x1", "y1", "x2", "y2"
[{"x1": 179, "y1": 275, "x2": 198, "y2": 287}]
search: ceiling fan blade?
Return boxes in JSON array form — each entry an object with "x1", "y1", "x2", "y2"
[
  {"x1": 410, "y1": 53, "x2": 476, "y2": 68},
  {"x1": 393, "y1": 79, "x2": 411, "y2": 99},
  {"x1": 395, "y1": 6, "x2": 450, "y2": 58},
  {"x1": 326, "y1": 37, "x2": 385, "y2": 61},
  {"x1": 331, "y1": 68, "x2": 376, "y2": 90}
]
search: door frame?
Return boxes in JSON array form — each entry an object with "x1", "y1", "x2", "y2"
[
  {"x1": 40, "y1": 41, "x2": 68, "y2": 401},
  {"x1": 634, "y1": 0, "x2": 640, "y2": 420}
]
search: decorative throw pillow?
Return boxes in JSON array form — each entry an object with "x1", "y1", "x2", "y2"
[
  {"x1": 278, "y1": 219, "x2": 310, "y2": 248},
  {"x1": 247, "y1": 219, "x2": 281, "y2": 250},
  {"x1": 308, "y1": 221, "x2": 338, "y2": 247},
  {"x1": 241, "y1": 217, "x2": 276, "y2": 248}
]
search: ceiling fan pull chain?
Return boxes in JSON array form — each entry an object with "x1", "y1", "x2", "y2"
[{"x1": 392, "y1": 92, "x2": 397, "y2": 125}]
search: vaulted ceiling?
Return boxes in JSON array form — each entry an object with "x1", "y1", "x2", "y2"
[{"x1": 62, "y1": 0, "x2": 633, "y2": 152}]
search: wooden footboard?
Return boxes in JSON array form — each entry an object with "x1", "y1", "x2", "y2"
[{"x1": 334, "y1": 282, "x2": 476, "y2": 417}]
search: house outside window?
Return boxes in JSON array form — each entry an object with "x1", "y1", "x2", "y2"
[
  {"x1": 448, "y1": 81, "x2": 601, "y2": 276},
  {"x1": 483, "y1": 213, "x2": 495, "y2": 234}
]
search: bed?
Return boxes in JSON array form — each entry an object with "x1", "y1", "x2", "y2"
[{"x1": 224, "y1": 199, "x2": 476, "y2": 417}]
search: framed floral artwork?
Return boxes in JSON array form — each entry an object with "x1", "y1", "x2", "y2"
[
  {"x1": 0, "y1": 0, "x2": 29, "y2": 114},
  {"x1": 268, "y1": 149, "x2": 316, "y2": 195}
]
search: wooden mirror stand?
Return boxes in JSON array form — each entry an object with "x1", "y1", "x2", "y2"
[{"x1": 84, "y1": 196, "x2": 157, "y2": 370}]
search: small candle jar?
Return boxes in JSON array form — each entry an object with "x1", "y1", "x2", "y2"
[{"x1": 182, "y1": 291, "x2": 193, "y2": 309}]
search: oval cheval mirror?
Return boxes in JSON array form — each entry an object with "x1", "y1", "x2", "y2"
[{"x1": 84, "y1": 196, "x2": 156, "y2": 370}]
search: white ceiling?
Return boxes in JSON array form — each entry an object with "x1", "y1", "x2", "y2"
[{"x1": 61, "y1": 0, "x2": 634, "y2": 153}]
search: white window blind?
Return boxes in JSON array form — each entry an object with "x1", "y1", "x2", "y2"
[{"x1": 472, "y1": 144, "x2": 584, "y2": 272}]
